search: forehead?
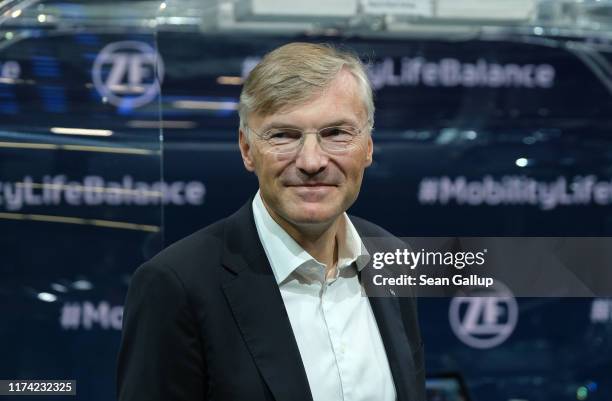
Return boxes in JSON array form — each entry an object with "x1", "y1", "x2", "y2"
[{"x1": 252, "y1": 69, "x2": 367, "y2": 130}]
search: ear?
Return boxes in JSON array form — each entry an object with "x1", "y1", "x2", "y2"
[
  {"x1": 364, "y1": 135, "x2": 373, "y2": 167},
  {"x1": 239, "y1": 128, "x2": 256, "y2": 172}
]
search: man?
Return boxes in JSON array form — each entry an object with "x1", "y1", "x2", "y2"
[{"x1": 117, "y1": 42, "x2": 425, "y2": 401}]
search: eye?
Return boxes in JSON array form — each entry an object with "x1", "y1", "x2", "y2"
[
  {"x1": 265, "y1": 129, "x2": 301, "y2": 142},
  {"x1": 269, "y1": 132, "x2": 289, "y2": 139},
  {"x1": 320, "y1": 126, "x2": 355, "y2": 140}
]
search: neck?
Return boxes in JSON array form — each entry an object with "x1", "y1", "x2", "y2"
[{"x1": 262, "y1": 202, "x2": 341, "y2": 272}]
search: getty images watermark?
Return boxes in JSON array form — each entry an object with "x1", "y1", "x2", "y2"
[
  {"x1": 360, "y1": 237, "x2": 612, "y2": 297},
  {"x1": 371, "y1": 247, "x2": 492, "y2": 288}
]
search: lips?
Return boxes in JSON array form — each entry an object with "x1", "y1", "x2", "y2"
[
  {"x1": 287, "y1": 183, "x2": 337, "y2": 187},
  {"x1": 288, "y1": 184, "x2": 335, "y2": 201}
]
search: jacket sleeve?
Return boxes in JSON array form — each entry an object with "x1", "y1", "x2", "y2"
[{"x1": 117, "y1": 261, "x2": 206, "y2": 401}]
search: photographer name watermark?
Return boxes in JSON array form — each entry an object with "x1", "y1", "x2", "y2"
[
  {"x1": 371, "y1": 248, "x2": 493, "y2": 289},
  {"x1": 361, "y1": 237, "x2": 612, "y2": 297}
]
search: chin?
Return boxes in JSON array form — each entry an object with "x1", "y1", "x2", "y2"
[{"x1": 286, "y1": 204, "x2": 340, "y2": 225}]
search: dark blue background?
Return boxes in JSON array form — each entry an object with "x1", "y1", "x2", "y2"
[{"x1": 0, "y1": 30, "x2": 610, "y2": 401}]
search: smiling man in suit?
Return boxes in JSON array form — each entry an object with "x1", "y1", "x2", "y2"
[{"x1": 117, "y1": 42, "x2": 425, "y2": 401}]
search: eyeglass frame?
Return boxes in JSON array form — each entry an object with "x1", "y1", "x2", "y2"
[{"x1": 244, "y1": 119, "x2": 374, "y2": 156}]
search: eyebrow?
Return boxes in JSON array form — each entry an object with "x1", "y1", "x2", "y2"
[{"x1": 259, "y1": 119, "x2": 361, "y2": 132}]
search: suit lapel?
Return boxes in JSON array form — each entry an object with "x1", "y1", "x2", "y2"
[
  {"x1": 221, "y1": 201, "x2": 313, "y2": 401},
  {"x1": 360, "y1": 237, "x2": 418, "y2": 401}
]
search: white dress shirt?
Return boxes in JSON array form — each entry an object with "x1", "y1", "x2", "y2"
[{"x1": 252, "y1": 191, "x2": 397, "y2": 401}]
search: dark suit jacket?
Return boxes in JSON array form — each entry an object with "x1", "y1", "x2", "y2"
[{"x1": 117, "y1": 200, "x2": 425, "y2": 401}]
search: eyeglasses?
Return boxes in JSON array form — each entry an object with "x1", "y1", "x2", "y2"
[{"x1": 247, "y1": 121, "x2": 372, "y2": 156}]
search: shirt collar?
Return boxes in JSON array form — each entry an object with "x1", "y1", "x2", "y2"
[{"x1": 252, "y1": 190, "x2": 369, "y2": 285}]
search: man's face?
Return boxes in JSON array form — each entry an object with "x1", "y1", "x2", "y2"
[{"x1": 239, "y1": 69, "x2": 373, "y2": 228}]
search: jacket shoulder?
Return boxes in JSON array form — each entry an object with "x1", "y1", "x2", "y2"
[
  {"x1": 131, "y1": 218, "x2": 228, "y2": 294},
  {"x1": 153, "y1": 218, "x2": 226, "y2": 267},
  {"x1": 348, "y1": 215, "x2": 394, "y2": 237},
  {"x1": 349, "y1": 215, "x2": 407, "y2": 250}
]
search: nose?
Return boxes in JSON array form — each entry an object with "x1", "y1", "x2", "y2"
[{"x1": 294, "y1": 133, "x2": 328, "y2": 176}]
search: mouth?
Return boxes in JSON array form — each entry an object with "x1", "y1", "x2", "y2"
[
  {"x1": 288, "y1": 183, "x2": 337, "y2": 187},
  {"x1": 286, "y1": 183, "x2": 337, "y2": 198},
  {"x1": 286, "y1": 183, "x2": 338, "y2": 192}
]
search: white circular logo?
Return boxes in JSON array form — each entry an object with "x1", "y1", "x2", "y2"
[
  {"x1": 449, "y1": 281, "x2": 518, "y2": 349},
  {"x1": 92, "y1": 41, "x2": 164, "y2": 108}
]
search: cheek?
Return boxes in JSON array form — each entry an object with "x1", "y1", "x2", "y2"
[
  {"x1": 257, "y1": 161, "x2": 290, "y2": 188},
  {"x1": 341, "y1": 158, "x2": 368, "y2": 181}
]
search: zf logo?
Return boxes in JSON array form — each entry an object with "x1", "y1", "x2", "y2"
[
  {"x1": 449, "y1": 282, "x2": 518, "y2": 349},
  {"x1": 92, "y1": 41, "x2": 164, "y2": 108}
]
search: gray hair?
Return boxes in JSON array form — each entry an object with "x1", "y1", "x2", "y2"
[{"x1": 238, "y1": 42, "x2": 374, "y2": 133}]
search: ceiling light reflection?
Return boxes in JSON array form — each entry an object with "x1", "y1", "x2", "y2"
[
  {"x1": 51, "y1": 283, "x2": 68, "y2": 293},
  {"x1": 0, "y1": 212, "x2": 160, "y2": 233},
  {"x1": 515, "y1": 157, "x2": 529, "y2": 167},
  {"x1": 127, "y1": 120, "x2": 197, "y2": 129},
  {"x1": 51, "y1": 127, "x2": 113, "y2": 137},
  {"x1": 0, "y1": 141, "x2": 157, "y2": 155},
  {"x1": 217, "y1": 76, "x2": 244, "y2": 85},
  {"x1": 72, "y1": 280, "x2": 93, "y2": 291},
  {"x1": 37, "y1": 292, "x2": 57, "y2": 302},
  {"x1": 173, "y1": 100, "x2": 238, "y2": 111}
]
